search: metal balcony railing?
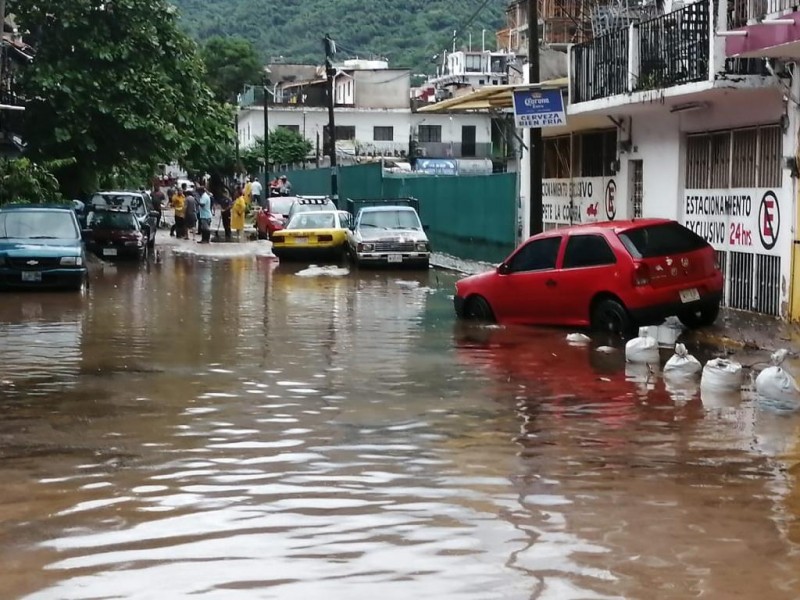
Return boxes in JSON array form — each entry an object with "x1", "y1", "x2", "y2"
[
  {"x1": 570, "y1": 0, "x2": 769, "y2": 104},
  {"x1": 571, "y1": 27, "x2": 629, "y2": 103},
  {"x1": 635, "y1": 1, "x2": 709, "y2": 92},
  {"x1": 730, "y1": 0, "x2": 799, "y2": 28},
  {"x1": 416, "y1": 142, "x2": 493, "y2": 159}
]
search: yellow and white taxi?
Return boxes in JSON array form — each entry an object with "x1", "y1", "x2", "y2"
[{"x1": 271, "y1": 210, "x2": 353, "y2": 259}]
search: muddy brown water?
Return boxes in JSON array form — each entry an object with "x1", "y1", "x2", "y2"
[{"x1": 1, "y1": 250, "x2": 800, "y2": 599}]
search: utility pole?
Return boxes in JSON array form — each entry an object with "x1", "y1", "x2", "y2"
[
  {"x1": 262, "y1": 74, "x2": 270, "y2": 182},
  {"x1": 323, "y1": 34, "x2": 338, "y2": 206},
  {"x1": 528, "y1": 0, "x2": 543, "y2": 235},
  {"x1": 0, "y1": 0, "x2": 6, "y2": 102}
]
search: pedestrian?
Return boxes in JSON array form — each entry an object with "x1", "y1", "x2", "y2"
[
  {"x1": 244, "y1": 177, "x2": 253, "y2": 208},
  {"x1": 170, "y1": 185, "x2": 186, "y2": 238},
  {"x1": 197, "y1": 186, "x2": 212, "y2": 244},
  {"x1": 231, "y1": 186, "x2": 247, "y2": 242},
  {"x1": 250, "y1": 175, "x2": 264, "y2": 208},
  {"x1": 152, "y1": 187, "x2": 165, "y2": 230},
  {"x1": 279, "y1": 175, "x2": 292, "y2": 195},
  {"x1": 184, "y1": 191, "x2": 198, "y2": 240},
  {"x1": 215, "y1": 188, "x2": 233, "y2": 241}
]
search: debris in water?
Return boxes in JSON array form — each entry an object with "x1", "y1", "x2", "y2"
[{"x1": 296, "y1": 265, "x2": 350, "y2": 278}]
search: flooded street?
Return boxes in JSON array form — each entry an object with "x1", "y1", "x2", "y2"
[{"x1": 2, "y1": 249, "x2": 800, "y2": 599}]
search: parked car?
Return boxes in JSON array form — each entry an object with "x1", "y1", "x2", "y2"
[
  {"x1": 83, "y1": 207, "x2": 149, "y2": 261},
  {"x1": 89, "y1": 191, "x2": 158, "y2": 248},
  {"x1": 255, "y1": 195, "x2": 297, "y2": 240},
  {"x1": 454, "y1": 219, "x2": 723, "y2": 335},
  {"x1": 346, "y1": 199, "x2": 430, "y2": 268},
  {"x1": 0, "y1": 204, "x2": 88, "y2": 290},
  {"x1": 286, "y1": 196, "x2": 336, "y2": 222},
  {"x1": 271, "y1": 210, "x2": 352, "y2": 260}
]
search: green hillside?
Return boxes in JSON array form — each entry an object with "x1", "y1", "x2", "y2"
[{"x1": 171, "y1": 0, "x2": 505, "y2": 76}]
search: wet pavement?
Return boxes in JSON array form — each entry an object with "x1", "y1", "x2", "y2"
[{"x1": 1, "y1": 245, "x2": 800, "y2": 599}]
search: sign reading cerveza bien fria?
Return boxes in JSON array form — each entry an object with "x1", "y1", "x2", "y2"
[
  {"x1": 683, "y1": 188, "x2": 783, "y2": 254},
  {"x1": 541, "y1": 177, "x2": 619, "y2": 225},
  {"x1": 513, "y1": 89, "x2": 566, "y2": 128}
]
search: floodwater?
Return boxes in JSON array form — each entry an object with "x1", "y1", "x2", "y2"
[{"x1": 1, "y1": 248, "x2": 800, "y2": 600}]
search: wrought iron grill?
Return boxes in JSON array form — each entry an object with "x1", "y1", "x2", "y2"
[
  {"x1": 572, "y1": 28, "x2": 629, "y2": 102},
  {"x1": 728, "y1": 251, "x2": 754, "y2": 311},
  {"x1": 636, "y1": 0, "x2": 710, "y2": 92},
  {"x1": 755, "y1": 254, "x2": 781, "y2": 316}
]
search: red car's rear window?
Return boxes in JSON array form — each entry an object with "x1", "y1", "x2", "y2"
[{"x1": 618, "y1": 222, "x2": 708, "y2": 258}]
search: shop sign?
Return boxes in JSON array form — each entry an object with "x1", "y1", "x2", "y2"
[
  {"x1": 542, "y1": 177, "x2": 616, "y2": 226},
  {"x1": 683, "y1": 188, "x2": 784, "y2": 255}
]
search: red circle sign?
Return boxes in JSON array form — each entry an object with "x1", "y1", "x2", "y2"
[{"x1": 605, "y1": 180, "x2": 617, "y2": 221}]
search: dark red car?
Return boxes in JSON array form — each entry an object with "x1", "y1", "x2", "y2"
[
  {"x1": 255, "y1": 196, "x2": 296, "y2": 240},
  {"x1": 454, "y1": 219, "x2": 723, "y2": 335},
  {"x1": 82, "y1": 208, "x2": 148, "y2": 261}
]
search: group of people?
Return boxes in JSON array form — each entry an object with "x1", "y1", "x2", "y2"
[
  {"x1": 164, "y1": 184, "x2": 214, "y2": 243},
  {"x1": 156, "y1": 173, "x2": 293, "y2": 243}
]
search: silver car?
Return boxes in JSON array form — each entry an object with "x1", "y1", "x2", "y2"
[{"x1": 347, "y1": 205, "x2": 430, "y2": 268}]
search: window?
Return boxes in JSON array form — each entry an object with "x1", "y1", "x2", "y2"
[
  {"x1": 507, "y1": 237, "x2": 562, "y2": 272},
  {"x1": 278, "y1": 124, "x2": 300, "y2": 133},
  {"x1": 418, "y1": 125, "x2": 442, "y2": 143},
  {"x1": 374, "y1": 126, "x2": 394, "y2": 141},
  {"x1": 465, "y1": 54, "x2": 482, "y2": 72},
  {"x1": 577, "y1": 130, "x2": 616, "y2": 177},
  {"x1": 618, "y1": 222, "x2": 707, "y2": 259},
  {"x1": 544, "y1": 136, "x2": 571, "y2": 179},
  {"x1": 563, "y1": 235, "x2": 616, "y2": 269},
  {"x1": 324, "y1": 125, "x2": 356, "y2": 141}
]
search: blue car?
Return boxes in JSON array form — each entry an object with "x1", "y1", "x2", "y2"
[{"x1": 0, "y1": 204, "x2": 88, "y2": 291}]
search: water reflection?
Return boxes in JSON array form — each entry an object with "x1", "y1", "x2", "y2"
[{"x1": 1, "y1": 257, "x2": 800, "y2": 599}]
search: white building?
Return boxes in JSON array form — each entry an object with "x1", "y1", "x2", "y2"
[
  {"x1": 517, "y1": 0, "x2": 800, "y2": 319},
  {"x1": 237, "y1": 60, "x2": 497, "y2": 169}
]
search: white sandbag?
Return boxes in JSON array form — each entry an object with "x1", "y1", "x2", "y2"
[
  {"x1": 700, "y1": 386, "x2": 742, "y2": 409},
  {"x1": 625, "y1": 326, "x2": 659, "y2": 363},
  {"x1": 663, "y1": 343, "x2": 702, "y2": 378},
  {"x1": 754, "y1": 349, "x2": 800, "y2": 411},
  {"x1": 566, "y1": 333, "x2": 591, "y2": 344},
  {"x1": 700, "y1": 358, "x2": 744, "y2": 391}
]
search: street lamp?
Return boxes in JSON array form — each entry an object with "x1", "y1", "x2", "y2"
[{"x1": 262, "y1": 73, "x2": 270, "y2": 181}]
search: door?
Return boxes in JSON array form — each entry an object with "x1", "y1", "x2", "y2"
[
  {"x1": 494, "y1": 236, "x2": 563, "y2": 324},
  {"x1": 628, "y1": 159, "x2": 642, "y2": 219},
  {"x1": 461, "y1": 125, "x2": 476, "y2": 158},
  {"x1": 556, "y1": 234, "x2": 620, "y2": 325}
]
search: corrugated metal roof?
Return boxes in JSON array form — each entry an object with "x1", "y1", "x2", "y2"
[{"x1": 416, "y1": 78, "x2": 568, "y2": 113}]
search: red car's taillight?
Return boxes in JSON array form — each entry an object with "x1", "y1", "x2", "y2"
[{"x1": 633, "y1": 263, "x2": 650, "y2": 287}]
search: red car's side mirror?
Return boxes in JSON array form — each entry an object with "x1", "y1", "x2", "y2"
[{"x1": 498, "y1": 263, "x2": 510, "y2": 275}]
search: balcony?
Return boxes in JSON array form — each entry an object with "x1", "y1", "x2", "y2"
[
  {"x1": 570, "y1": 0, "x2": 769, "y2": 107},
  {"x1": 727, "y1": 0, "x2": 800, "y2": 58},
  {"x1": 416, "y1": 141, "x2": 493, "y2": 159}
]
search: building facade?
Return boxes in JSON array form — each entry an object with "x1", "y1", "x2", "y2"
[
  {"x1": 238, "y1": 59, "x2": 498, "y2": 169},
  {"x1": 528, "y1": 0, "x2": 800, "y2": 318}
]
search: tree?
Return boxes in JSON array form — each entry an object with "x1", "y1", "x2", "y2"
[
  {"x1": 9, "y1": 0, "x2": 235, "y2": 197},
  {"x1": 242, "y1": 128, "x2": 313, "y2": 173},
  {"x1": 0, "y1": 158, "x2": 65, "y2": 205},
  {"x1": 201, "y1": 36, "x2": 263, "y2": 102}
]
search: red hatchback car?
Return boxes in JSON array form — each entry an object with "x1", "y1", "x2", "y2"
[
  {"x1": 454, "y1": 219, "x2": 724, "y2": 335},
  {"x1": 255, "y1": 196, "x2": 297, "y2": 240}
]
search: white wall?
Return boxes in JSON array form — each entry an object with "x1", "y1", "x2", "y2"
[{"x1": 238, "y1": 107, "x2": 493, "y2": 152}]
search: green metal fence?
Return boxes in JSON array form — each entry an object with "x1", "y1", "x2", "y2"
[{"x1": 285, "y1": 164, "x2": 517, "y2": 264}]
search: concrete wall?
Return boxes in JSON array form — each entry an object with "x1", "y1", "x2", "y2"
[
  {"x1": 354, "y1": 70, "x2": 411, "y2": 109},
  {"x1": 238, "y1": 107, "x2": 494, "y2": 157}
]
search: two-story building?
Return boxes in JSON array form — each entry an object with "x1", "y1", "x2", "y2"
[
  {"x1": 236, "y1": 59, "x2": 497, "y2": 172},
  {"x1": 541, "y1": 0, "x2": 800, "y2": 319}
]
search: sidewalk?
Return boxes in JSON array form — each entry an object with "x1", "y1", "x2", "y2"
[{"x1": 681, "y1": 308, "x2": 800, "y2": 354}]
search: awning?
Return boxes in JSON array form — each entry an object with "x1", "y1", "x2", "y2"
[{"x1": 416, "y1": 77, "x2": 568, "y2": 113}]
